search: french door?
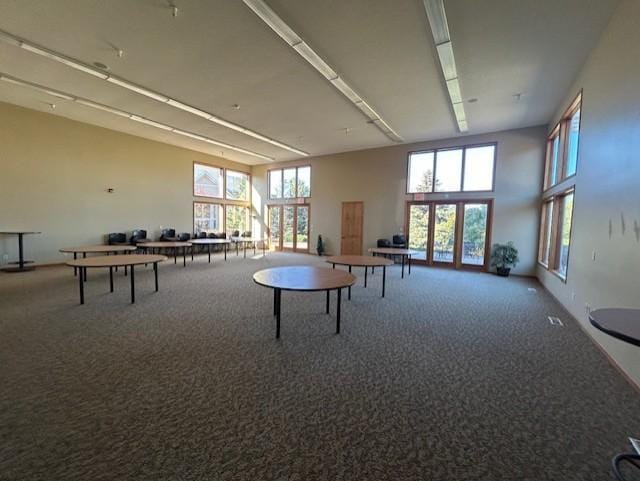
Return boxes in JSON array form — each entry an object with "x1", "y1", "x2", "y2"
[
  {"x1": 268, "y1": 204, "x2": 310, "y2": 252},
  {"x1": 406, "y1": 199, "x2": 492, "y2": 270}
]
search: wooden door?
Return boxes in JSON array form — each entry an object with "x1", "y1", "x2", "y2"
[{"x1": 341, "y1": 201, "x2": 364, "y2": 255}]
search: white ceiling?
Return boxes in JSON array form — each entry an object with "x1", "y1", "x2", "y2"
[{"x1": 0, "y1": 0, "x2": 618, "y2": 165}]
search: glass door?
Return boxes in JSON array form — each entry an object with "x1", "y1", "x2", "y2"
[
  {"x1": 283, "y1": 206, "x2": 295, "y2": 250},
  {"x1": 433, "y1": 204, "x2": 457, "y2": 264},
  {"x1": 461, "y1": 203, "x2": 489, "y2": 267},
  {"x1": 296, "y1": 205, "x2": 309, "y2": 251},
  {"x1": 268, "y1": 206, "x2": 281, "y2": 251},
  {"x1": 407, "y1": 204, "x2": 430, "y2": 261}
]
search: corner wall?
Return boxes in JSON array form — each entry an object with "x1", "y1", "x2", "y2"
[
  {"x1": 0, "y1": 102, "x2": 250, "y2": 264},
  {"x1": 252, "y1": 126, "x2": 546, "y2": 276},
  {"x1": 537, "y1": 0, "x2": 640, "y2": 386}
]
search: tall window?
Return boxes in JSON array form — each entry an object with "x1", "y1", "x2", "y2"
[
  {"x1": 226, "y1": 205, "x2": 249, "y2": 234},
  {"x1": 226, "y1": 170, "x2": 250, "y2": 201},
  {"x1": 268, "y1": 166, "x2": 312, "y2": 199},
  {"x1": 194, "y1": 202, "x2": 223, "y2": 234},
  {"x1": 194, "y1": 163, "x2": 223, "y2": 198},
  {"x1": 407, "y1": 143, "x2": 495, "y2": 194},
  {"x1": 538, "y1": 91, "x2": 581, "y2": 280}
]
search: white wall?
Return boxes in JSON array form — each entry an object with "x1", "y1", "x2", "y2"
[
  {"x1": 537, "y1": 0, "x2": 640, "y2": 386},
  {"x1": 0, "y1": 102, "x2": 250, "y2": 264},
  {"x1": 253, "y1": 126, "x2": 546, "y2": 276}
]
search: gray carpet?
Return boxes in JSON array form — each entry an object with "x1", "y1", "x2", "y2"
[{"x1": 1, "y1": 252, "x2": 639, "y2": 481}]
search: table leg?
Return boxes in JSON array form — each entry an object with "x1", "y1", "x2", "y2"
[
  {"x1": 183, "y1": 246, "x2": 186, "y2": 267},
  {"x1": 191, "y1": 246, "x2": 194, "y2": 261},
  {"x1": 83, "y1": 253, "x2": 87, "y2": 282},
  {"x1": 154, "y1": 262, "x2": 158, "y2": 291},
  {"x1": 408, "y1": 254, "x2": 412, "y2": 275},
  {"x1": 364, "y1": 266, "x2": 368, "y2": 288},
  {"x1": 224, "y1": 243, "x2": 227, "y2": 261},
  {"x1": 332, "y1": 263, "x2": 335, "y2": 269},
  {"x1": 17, "y1": 233, "x2": 24, "y2": 269},
  {"x1": 401, "y1": 255, "x2": 405, "y2": 279},
  {"x1": 109, "y1": 266, "x2": 114, "y2": 292},
  {"x1": 382, "y1": 265, "x2": 386, "y2": 298},
  {"x1": 73, "y1": 252, "x2": 77, "y2": 276},
  {"x1": 174, "y1": 247, "x2": 177, "y2": 264},
  {"x1": 275, "y1": 288, "x2": 281, "y2": 339},
  {"x1": 78, "y1": 268, "x2": 84, "y2": 305},
  {"x1": 336, "y1": 288, "x2": 342, "y2": 334},
  {"x1": 326, "y1": 290, "x2": 330, "y2": 314},
  {"x1": 124, "y1": 265, "x2": 127, "y2": 276},
  {"x1": 253, "y1": 242, "x2": 256, "y2": 255},
  {"x1": 236, "y1": 242, "x2": 239, "y2": 256},
  {"x1": 273, "y1": 288, "x2": 278, "y2": 316},
  {"x1": 348, "y1": 265, "x2": 352, "y2": 300},
  {"x1": 208, "y1": 244, "x2": 211, "y2": 263},
  {"x1": 263, "y1": 242, "x2": 266, "y2": 256},
  {"x1": 130, "y1": 265, "x2": 135, "y2": 304},
  {"x1": 244, "y1": 243, "x2": 247, "y2": 259}
]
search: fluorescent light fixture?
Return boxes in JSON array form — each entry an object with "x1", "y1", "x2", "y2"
[
  {"x1": 422, "y1": 0, "x2": 450, "y2": 45},
  {"x1": 446, "y1": 78, "x2": 462, "y2": 104},
  {"x1": 242, "y1": 0, "x2": 403, "y2": 143},
  {"x1": 130, "y1": 115, "x2": 173, "y2": 131},
  {"x1": 172, "y1": 129, "x2": 274, "y2": 161},
  {"x1": 75, "y1": 99, "x2": 131, "y2": 118},
  {"x1": 292, "y1": 43, "x2": 337, "y2": 80},
  {"x1": 331, "y1": 77, "x2": 360, "y2": 103},
  {"x1": 0, "y1": 29, "x2": 305, "y2": 156},
  {"x1": 166, "y1": 99, "x2": 212, "y2": 119},
  {"x1": 423, "y1": 3, "x2": 467, "y2": 132},
  {"x1": 436, "y1": 42, "x2": 457, "y2": 81},
  {"x1": 19, "y1": 42, "x2": 109, "y2": 79},
  {"x1": 106, "y1": 77, "x2": 169, "y2": 102},
  {"x1": 242, "y1": 0, "x2": 301, "y2": 46},
  {"x1": 0, "y1": 75, "x2": 76, "y2": 100}
]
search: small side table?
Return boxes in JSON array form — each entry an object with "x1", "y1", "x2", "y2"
[{"x1": 0, "y1": 231, "x2": 41, "y2": 273}]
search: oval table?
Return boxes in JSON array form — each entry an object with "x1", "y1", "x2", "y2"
[
  {"x1": 589, "y1": 308, "x2": 640, "y2": 347},
  {"x1": 66, "y1": 254, "x2": 167, "y2": 305},
  {"x1": 367, "y1": 247, "x2": 419, "y2": 279},
  {"x1": 60, "y1": 245, "x2": 137, "y2": 278},
  {"x1": 137, "y1": 241, "x2": 192, "y2": 267},
  {"x1": 253, "y1": 266, "x2": 356, "y2": 338},
  {"x1": 325, "y1": 255, "x2": 394, "y2": 298},
  {"x1": 190, "y1": 238, "x2": 232, "y2": 262}
]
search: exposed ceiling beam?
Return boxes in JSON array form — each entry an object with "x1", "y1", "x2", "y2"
[
  {"x1": 242, "y1": 0, "x2": 403, "y2": 143},
  {"x1": 0, "y1": 73, "x2": 275, "y2": 162},
  {"x1": 0, "y1": 28, "x2": 307, "y2": 157}
]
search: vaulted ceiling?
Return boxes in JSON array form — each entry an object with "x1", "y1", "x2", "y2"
[{"x1": 0, "y1": 0, "x2": 618, "y2": 165}]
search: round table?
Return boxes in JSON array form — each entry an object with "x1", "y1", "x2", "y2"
[
  {"x1": 367, "y1": 247, "x2": 419, "y2": 279},
  {"x1": 230, "y1": 237, "x2": 268, "y2": 258},
  {"x1": 60, "y1": 245, "x2": 137, "y2": 278},
  {"x1": 0, "y1": 231, "x2": 41, "y2": 272},
  {"x1": 325, "y1": 255, "x2": 394, "y2": 298},
  {"x1": 589, "y1": 308, "x2": 640, "y2": 347},
  {"x1": 66, "y1": 254, "x2": 167, "y2": 304},
  {"x1": 137, "y1": 241, "x2": 192, "y2": 267},
  {"x1": 253, "y1": 266, "x2": 356, "y2": 338},
  {"x1": 190, "y1": 238, "x2": 232, "y2": 262}
]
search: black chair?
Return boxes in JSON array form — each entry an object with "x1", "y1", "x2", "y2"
[
  {"x1": 130, "y1": 229, "x2": 150, "y2": 245},
  {"x1": 392, "y1": 235, "x2": 407, "y2": 248},
  {"x1": 160, "y1": 228, "x2": 178, "y2": 242},
  {"x1": 218, "y1": 232, "x2": 227, "y2": 239},
  {"x1": 232, "y1": 230, "x2": 240, "y2": 237},
  {"x1": 178, "y1": 233, "x2": 191, "y2": 241},
  {"x1": 242, "y1": 231, "x2": 252, "y2": 237},
  {"x1": 197, "y1": 232, "x2": 207, "y2": 239},
  {"x1": 107, "y1": 233, "x2": 127, "y2": 245},
  {"x1": 377, "y1": 238, "x2": 391, "y2": 248}
]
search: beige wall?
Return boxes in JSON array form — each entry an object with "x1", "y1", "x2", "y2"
[
  {"x1": 253, "y1": 126, "x2": 546, "y2": 276},
  {"x1": 537, "y1": 0, "x2": 640, "y2": 386},
  {"x1": 0, "y1": 102, "x2": 250, "y2": 264}
]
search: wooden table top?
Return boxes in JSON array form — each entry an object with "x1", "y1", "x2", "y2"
[
  {"x1": 589, "y1": 308, "x2": 640, "y2": 347},
  {"x1": 60, "y1": 245, "x2": 136, "y2": 253},
  {"x1": 253, "y1": 266, "x2": 356, "y2": 291},
  {"x1": 325, "y1": 255, "x2": 394, "y2": 267},
  {"x1": 368, "y1": 247, "x2": 420, "y2": 256},
  {"x1": 190, "y1": 238, "x2": 232, "y2": 244},
  {"x1": 0, "y1": 231, "x2": 41, "y2": 235},
  {"x1": 66, "y1": 254, "x2": 167, "y2": 268},
  {"x1": 138, "y1": 241, "x2": 192, "y2": 248}
]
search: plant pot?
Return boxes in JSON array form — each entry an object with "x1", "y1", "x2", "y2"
[{"x1": 496, "y1": 267, "x2": 511, "y2": 277}]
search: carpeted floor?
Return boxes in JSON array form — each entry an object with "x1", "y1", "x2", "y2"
[{"x1": 1, "y1": 251, "x2": 639, "y2": 481}]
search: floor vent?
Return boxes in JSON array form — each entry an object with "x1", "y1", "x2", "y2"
[
  {"x1": 528, "y1": 287, "x2": 537, "y2": 292},
  {"x1": 548, "y1": 316, "x2": 564, "y2": 326}
]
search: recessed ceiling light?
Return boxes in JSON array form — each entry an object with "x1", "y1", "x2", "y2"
[
  {"x1": 93, "y1": 61, "x2": 109, "y2": 70},
  {"x1": 467, "y1": 98, "x2": 478, "y2": 103}
]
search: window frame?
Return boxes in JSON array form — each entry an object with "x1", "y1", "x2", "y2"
[
  {"x1": 192, "y1": 200, "x2": 224, "y2": 234},
  {"x1": 193, "y1": 161, "x2": 224, "y2": 199},
  {"x1": 406, "y1": 142, "x2": 497, "y2": 195},
  {"x1": 225, "y1": 169, "x2": 251, "y2": 202},
  {"x1": 224, "y1": 204, "x2": 251, "y2": 235},
  {"x1": 267, "y1": 165, "x2": 312, "y2": 200}
]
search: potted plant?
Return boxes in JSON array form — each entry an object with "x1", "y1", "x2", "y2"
[
  {"x1": 490, "y1": 242, "x2": 519, "y2": 277},
  {"x1": 316, "y1": 235, "x2": 325, "y2": 256}
]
